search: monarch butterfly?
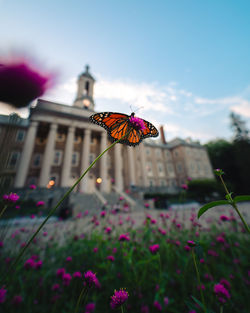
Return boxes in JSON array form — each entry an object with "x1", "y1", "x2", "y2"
[{"x1": 89, "y1": 112, "x2": 159, "y2": 146}]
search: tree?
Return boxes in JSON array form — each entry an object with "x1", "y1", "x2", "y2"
[{"x1": 230, "y1": 112, "x2": 249, "y2": 141}]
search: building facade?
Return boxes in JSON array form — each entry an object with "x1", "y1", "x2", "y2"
[{"x1": 0, "y1": 66, "x2": 214, "y2": 195}]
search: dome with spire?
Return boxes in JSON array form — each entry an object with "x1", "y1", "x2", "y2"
[{"x1": 79, "y1": 65, "x2": 95, "y2": 81}]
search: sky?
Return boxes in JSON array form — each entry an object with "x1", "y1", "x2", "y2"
[{"x1": 0, "y1": 0, "x2": 250, "y2": 143}]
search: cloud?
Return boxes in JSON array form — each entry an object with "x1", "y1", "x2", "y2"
[{"x1": 230, "y1": 99, "x2": 250, "y2": 118}]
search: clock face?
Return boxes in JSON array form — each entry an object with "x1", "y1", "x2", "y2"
[{"x1": 83, "y1": 99, "x2": 90, "y2": 107}]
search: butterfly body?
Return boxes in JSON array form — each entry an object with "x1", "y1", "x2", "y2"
[{"x1": 89, "y1": 112, "x2": 159, "y2": 146}]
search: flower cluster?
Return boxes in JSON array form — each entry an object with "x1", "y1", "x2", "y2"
[
  {"x1": 84, "y1": 271, "x2": 99, "y2": 288},
  {"x1": 214, "y1": 283, "x2": 231, "y2": 303},
  {"x1": 129, "y1": 115, "x2": 146, "y2": 131},
  {"x1": 110, "y1": 288, "x2": 129, "y2": 309},
  {"x1": 149, "y1": 244, "x2": 160, "y2": 254},
  {"x1": 3, "y1": 193, "x2": 19, "y2": 203}
]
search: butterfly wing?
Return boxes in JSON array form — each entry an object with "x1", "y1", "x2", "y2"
[{"x1": 141, "y1": 120, "x2": 159, "y2": 139}]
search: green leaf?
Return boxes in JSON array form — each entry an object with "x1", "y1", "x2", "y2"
[
  {"x1": 233, "y1": 195, "x2": 250, "y2": 203},
  {"x1": 191, "y1": 296, "x2": 205, "y2": 310},
  {"x1": 197, "y1": 200, "x2": 229, "y2": 218}
]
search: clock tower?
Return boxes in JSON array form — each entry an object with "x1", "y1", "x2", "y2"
[{"x1": 73, "y1": 65, "x2": 95, "y2": 110}]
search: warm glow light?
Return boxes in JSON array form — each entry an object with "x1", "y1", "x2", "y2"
[
  {"x1": 47, "y1": 184, "x2": 51, "y2": 189},
  {"x1": 96, "y1": 177, "x2": 102, "y2": 184},
  {"x1": 49, "y1": 180, "x2": 55, "y2": 186},
  {"x1": 83, "y1": 99, "x2": 90, "y2": 107}
]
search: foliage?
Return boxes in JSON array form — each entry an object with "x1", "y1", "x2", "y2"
[
  {"x1": 205, "y1": 139, "x2": 250, "y2": 194},
  {"x1": 187, "y1": 179, "x2": 223, "y2": 202}
]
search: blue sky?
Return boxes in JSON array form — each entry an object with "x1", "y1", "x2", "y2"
[{"x1": 1, "y1": 0, "x2": 250, "y2": 142}]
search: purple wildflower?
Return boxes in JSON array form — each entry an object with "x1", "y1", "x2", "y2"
[
  {"x1": 36, "y1": 201, "x2": 45, "y2": 207},
  {"x1": 85, "y1": 302, "x2": 95, "y2": 313},
  {"x1": 56, "y1": 268, "x2": 66, "y2": 278},
  {"x1": 153, "y1": 300, "x2": 162, "y2": 311},
  {"x1": 51, "y1": 283, "x2": 60, "y2": 291},
  {"x1": 129, "y1": 115, "x2": 146, "y2": 131},
  {"x1": 110, "y1": 288, "x2": 129, "y2": 309},
  {"x1": 29, "y1": 184, "x2": 36, "y2": 190},
  {"x1": 149, "y1": 244, "x2": 160, "y2": 254},
  {"x1": 118, "y1": 234, "x2": 130, "y2": 241},
  {"x1": 84, "y1": 271, "x2": 99, "y2": 288},
  {"x1": 107, "y1": 255, "x2": 115, "y2": 262},
  {"x1": 214, "y1": 283, "x2": 230, "y2": 303},
  {"x1": 0, "y1": 286, "x2": 7, "y2": 303},
  {"x1": 62, "y1": 273, "x2": 72, "y2": 286},
  {"x1": 0, "y1": 57, "x2": 55, "y2": 108},
  {"x1": 73, "y1": 271, "x2": 82, "y2": 279}
]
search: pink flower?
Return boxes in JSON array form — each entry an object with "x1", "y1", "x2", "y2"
[
  {"x1": 110, "y1": 288, "x2": 129, "y2": 309},
  {"x1": 107, "y1": 255, "x2": 115, "y2": 262},
  {"x1": 149, "y1": 244, "x2": 160, "y2": 254},
  {"x1": 220, "y1": 215, "x2": 230, "y2": 222},
  {"x1": 119, "y1": 234, "x2": 130, "y2": 241},
  {"x1": 36, "y1": 201, "x2": 45, "y2": 207},
  {"x1": 29, "y1": 184, "x2": 36, "y2": 190},
  {"x1": 85, "y1": 302, "x2": 95, "y2": 313},
  {"x1": 187, "y1": 240, "x2": 196, "y2": 247},
  {"x1": 93, "y1": 247, "x2": 98, "y2": 253},
  {"x1": 84, "y1": 271, "x2": 99, "y2": 288},
  {"x1": 12, "y1": 295, "x2": 23, "y2": 305},
  {"x1": 184, "y1": 245, "x2": 191, "y2": 252},
  {"x1": 208, "y1": 249, "x2": 219, "y2": 257},
  {"x1": 119, "y1": 196, "x2": 124, "y2": 201},
  {"x1": 144, "y1": 203, "x2": 150, "y2": 208},
  {"x1": 105, "y1": 227, "x2": 112, "y2": 234},
  {"x1": 56, "y1": 268, "x2": 66, "y2": 278},
  {"x1": 0, "y1": 57, "x2": 55, "y2": 108},
  {"x1": 100, "y1": 211, "x2": 106, "y2": 217},
  {"x1": 214, "y1": 283, "x2": 230, "y2": 303},
  {"x1": 35, "y1": 260, "x2": 43, "y2": 269},
  {"x1": 129, "y1": 115, "x2": 146, "y2": 131},
  {"x1": 164, "y1": 297, "x2": 169, "y2": 306},
  {"x1": 24, "y1": 258, "x2": 36, "y2": 269},
  {"x1": 73, "y1": 271, "x2": 82, "y2": 278},
  {"x1": 216, "y1": 235, "x2": 225, "y2": 244},
  {"x1": 153, "y1": 300, "x2": 162, "y2": 311},
  {"x1": 62, "y1": 273, "x2": 72, "y2": 286},
  {"x1": 3, "y1": 193, "x2": 19, "y2": 203},
  {"x1": 0, "y1": 286, "x2": 7, "y2": 303},
  {"x1": 66, "y1": 256, "x2": 72, "y2": 262},
  {"x1": 51, "y1": 283, "x2": 60, "y2": 291},
  {"x1": 181, "y1": 184, "x2": 188, "y2": 190},
  {"x1": 220, "y1": 279, "x2": 231, "y2": 290},
  {"x1": 141, "y1": 305, "x2": 149, "y2": 313}
]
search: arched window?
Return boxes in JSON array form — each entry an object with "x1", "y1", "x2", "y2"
[{"x1": 85, "y1": 81, "x2": 89, "y2": 95}]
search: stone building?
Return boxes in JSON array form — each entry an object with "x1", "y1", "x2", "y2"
[{"x1": 0, "y1": 66, "x2": 214, "y2": 205}]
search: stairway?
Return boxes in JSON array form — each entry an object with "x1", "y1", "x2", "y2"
[{"x1": 71, "y1": 193, "x2": 103, "y2": 216}]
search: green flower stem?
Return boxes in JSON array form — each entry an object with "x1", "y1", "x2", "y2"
[
  {"x1": 121, "y1": 305, "x2": 124, "y2": 313},
  {"x1": 1, "y1": 133, "x2": 129, "y2": 285},
  {"x1": 220, "y1": 305, "x2": 223, "y2": 313},
  {"x1": 219, "y1": 175, "x2": 250, "y2": 233},
  {"x1": 74, "y1": 286, "x2": 88, "y2": 313},
  {"x1": 0, "y1": 205, "x2": 7, "y2": 219},
  {"x1": 191, "y1": 248, "x2": 207, "y2": 313}
]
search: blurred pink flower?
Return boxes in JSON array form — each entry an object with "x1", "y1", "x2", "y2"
[
  {"x1": 73, "y1": 271, "x2": 82, "y2": 279},
  {"x1": 107, "y1": 255, "x2": 115, "y2": 262},
  {"x1": 85, "y1": 302, "x2": 95, "y2": 313},
  {"x1": 0, "y1": 286, "x2": 7, "y2": 303},
  {"x1": 36, "y1": 201, "x2": 45, "y2": 207},
  {"x1": 149, "y1": 244, "x2": 160, "y2": 254},
  {"x1": 29, "y1": 184, "x2": 36, "y2": 190},
  {"x1": 214, "y1": 283, "x2": 230, "y2": 303},
  {"x1": 62, "y1": 273, "x2": 72, "y2": 286},
  {"x1": 153, "y1": 300, "x2": 162, "y2": 311},
  {"x1": 12, "y1": 295, "x2": 23, "y2": 305},
  {"x1": 119, "y1": 234, "x2": 130, "y2": 241},
  {"x1": 0, "y1": 57, "x2": 55, "y2": 108}
]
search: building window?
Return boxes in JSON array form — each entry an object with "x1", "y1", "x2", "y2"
[
  {"x1": 0, "y1": 176, "x2": 13, "y2": 188},
  {"x1": 146, "y1": 148, "x2": 151, "y2": 155},
  {"x1": 149, "y1": 180, "x2": 154, "y2": 187},
  {"x1": 74, "y1": 136, "x2": 81, "y2": 144},
  {"x1": 72, "y1": 152, "x2": 79, "y2": 166},
  {"x1": 146, "y1": 162, "x2": 153, "y2": 176},
  {"x1": 160, "y1": 180, "x2": 166, "y2": 186},
  {"x1": 167, "y1": 164, "x2": 174, "y2": 173},
  {"x1": 8, "y1": 151, "x2": 20, "y2": 168},
  {"x1": 53, "y1": 150, "x2": 62, "y2": 165},
  {"x1": 56, "y1": 133, "x2": 65, "y2": 142},
  {"x1": 36, "y1": 137, "x2": 46, "y2": 145},
  {"x1": 156, "y1": 149, "x2": 161, "y2": 158},
  {"x1": 177, "y1": 163, "x2": 183, "y2": 173},
  {"x1": 16, "y1": 130, "x2": 25, "y2": 142},
  {"x1": 157, "y1": 163, "x2": 164, "y2": 177},
  {"x1": 89, "y1": 153, "x2": 96, "y2": 165},
  {"x1": 33, "y1": 153, "x2": 42, "y2": 167}
]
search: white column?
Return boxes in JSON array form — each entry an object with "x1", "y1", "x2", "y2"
[
  {"x1": 100, "y1": 132, "x2": 108, "y2": 192},
  {"x1": 80, "y1": 129, "x2": 91, "y2": 192},
  {"x1": 128, "y1": 147, "x2": 136, "y2": 187},
  {"x1": 14, "y1": 121, "x2": 38, "y2": 187},
  {"x1": 139, "y1": 143, "x2": 148, "y2": 186},
  {"x1": 38, "y1": 123, "x2": 58, "y2": 187},
  {"x1": 114, "y1": 143, "x2": 123, "y2": 191},
  {"x1": 61, "y1": 126, "x2": 75, "y2": 187}
]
